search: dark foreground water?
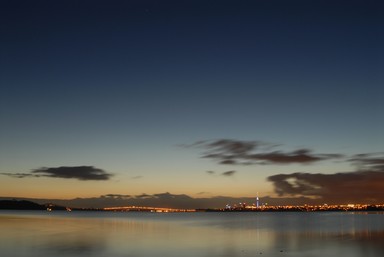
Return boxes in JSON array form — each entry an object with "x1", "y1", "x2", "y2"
[{"x1": 1, "y1": 210, "x2": 383, "y2": 257}]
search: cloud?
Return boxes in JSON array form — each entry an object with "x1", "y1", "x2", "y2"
[
  {"x1": 247, "y1": 150, "x2": 342, "y2": 164},
  {"x1": 267, "y1": 170, "x2": 384, "y2": 203},
  {"x1": 0, "y1": 172, "x2": 40, "y2": 178},
  {"x1": 222, "y1": 170, "x2": 236, "y2": 176},
  {"x1": 193, "y1": 139, "x2": 342, "y2": 165},
  {"x1": 102, "y1": 194, "x2": 131, "y2": 199},
  {"x1": 135, "y1": 193, "x2": 152, "y2": 199},
  {"x1": 205, "y1": 170, "x2": 236, "y2": 176},
  {"x1": 349, "y1": 154, "x2": 384, "y2": 171},
  {"x1": 1, "y1": 166, "x2": 112, "y2": 181},
  {"x1": 220, "y1": 159, "x2": 238, "y2": 165},
  {"x1": 204, "y1": 139, "x2": 258, "y2": 155}
]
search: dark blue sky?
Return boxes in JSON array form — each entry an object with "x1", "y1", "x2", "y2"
[{"x1": 1, "y1": 0, "x2": 384, "y2": 205}]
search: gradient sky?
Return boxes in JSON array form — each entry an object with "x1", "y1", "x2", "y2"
[{"x1": 1, "y1": 0, "x2": 383, "y2": 208}]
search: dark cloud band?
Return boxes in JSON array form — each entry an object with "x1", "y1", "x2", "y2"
[
  {"x1": 1, "y1": 166, "x2": 112, "y2": 181},
  {"x1": 268, "y1": 170, "x2": 384, "y2": 203}
]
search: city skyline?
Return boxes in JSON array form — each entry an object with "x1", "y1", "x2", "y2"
[{"x1": 1, "y1": 0, "x2": 384, "y2": 209}]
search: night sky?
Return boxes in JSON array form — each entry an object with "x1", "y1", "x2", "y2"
[{"x1": 1, "y1": 0, "x2": 383, "y2": 208}]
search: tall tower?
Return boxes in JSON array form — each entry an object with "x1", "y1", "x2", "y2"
[{"x1": 256, "y1": 192, "x2": 259, "y2": 208}]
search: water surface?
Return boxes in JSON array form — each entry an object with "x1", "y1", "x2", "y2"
[{"x1": 1, "y1": 211, "x2": 383, "y2": 257}]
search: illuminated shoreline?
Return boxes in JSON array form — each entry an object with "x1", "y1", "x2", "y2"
[
  {"x1": 1, "y1": 200, "x2": 384, "y2": 212},
  {"x1": 102, "y1": 204, "x2": 384, "y2": 213}
]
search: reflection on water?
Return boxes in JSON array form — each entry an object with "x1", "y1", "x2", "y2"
[{"x1": 0, "y1": 211, "x2": 383, "y2": 257}]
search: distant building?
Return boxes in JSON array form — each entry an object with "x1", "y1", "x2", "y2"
[{"x1": 256, "y1": 193, "x2": 260, "y2": 208}]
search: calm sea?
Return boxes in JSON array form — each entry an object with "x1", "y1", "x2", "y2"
[{"x1": 1, "y1": 210, "x2": 383, "y2": 257}]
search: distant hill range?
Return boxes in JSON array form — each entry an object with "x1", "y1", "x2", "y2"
[
  {"x1": 0, "y1": 200, "x2": 45, "y2": 210},
  {"x1": 0, "y1": 199, "x2": 67, "y2": 210}
]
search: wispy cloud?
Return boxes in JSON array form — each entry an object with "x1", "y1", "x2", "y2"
[
  {"x1": 349, "y1": 153, "x2": 384, "y2": 171},
  {"x1": 205, "y1": 170, "x2": 236, "y2": 176},
  {"x1": 196, "y1": 191, "x2": 210, "y2": 195},
  {"x1": 1, "y1": 166, "x2": 112, "y2": 181},
  {"x1": 102, "y1": 194, "x2": 131, "y2": 199},
  {"x1": 192, "y1": 139, "x2": 342, "y2": 165},
  {"x1": 0, "y1": 173, "x2": 39, "y2": 178},
  {"x1": 135, "y1": 193, "x2": 152, "y2": 199},
  {"x1": 222, "y1": 170, "x2": 236, "y2": 176}
]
